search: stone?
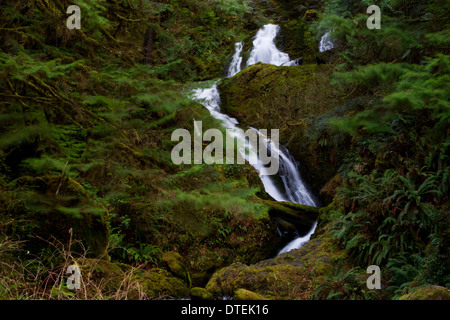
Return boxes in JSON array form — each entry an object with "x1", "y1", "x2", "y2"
[
  {"x1": 190, "y1": 287, "x2": 214, "y2": 300},
  {"x1": 234, "y1": 288, "x2": 268, "y2": 300}
]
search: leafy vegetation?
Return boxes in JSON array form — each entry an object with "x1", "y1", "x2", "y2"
[
  {"x1": 313, "y1": 0, "x2": 449, "y2": 298},
  {"x1": 0, "y1": 0, "x2": 448, "y2": 300}
]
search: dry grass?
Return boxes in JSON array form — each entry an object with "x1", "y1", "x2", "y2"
[{"x1": 0, "y1": 228, "x2": 151, "y2": 300}]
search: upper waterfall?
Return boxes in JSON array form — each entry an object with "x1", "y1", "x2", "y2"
[
  {"x1": 319, "y1": 31, "x2": 334, "y2": 52},
  {"x1": 246, "y1": 24, "x2": 301, "y2": 67}
]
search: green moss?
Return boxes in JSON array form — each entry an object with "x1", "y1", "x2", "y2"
[
  {"x1": 234, "y1": 288, "x2": 268, "y2": 300},
  {"x1": 276, "y1": 19, "x2": 318, "y2": 63},
  {"x1": 136, "y1": 268, "x2": 190, "y2": 299},
  {"x1": 206, "y1": 231, "x2": 346, "y2": 299},
  {"x1": 261, "y1": 199, "x2": 319, "y2": 228},
  {"x1": 219, "y1": 62, "x2": 345, "y2": 196},
  {"x1": 78, "y1": 258, "x2": 125, "y2": 294},
  {"x1": 162, "y1": 251, "x2": 190, "y2": 284},
  {"x1": 400, "y1": 285, "x2": 450, "y2": 300},
  {"x1": 190, "y1": 287, "x2": 214, "y2": 300}
]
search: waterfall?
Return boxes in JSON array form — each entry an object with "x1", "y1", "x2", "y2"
[
  {"x1": 191, "y1": 24, "x2": 318, "y2": 255},
  {"x1": 277, "y1": 221, "x2": 317, "y2": 255},
  {"x1": 319, "y1": 31, "x2": 334, "y2": 52},
  {"x1": 227, "y1": 42, "x2": 244, "y2": 78},
  {"x1": 246, "y1": 24, "x2": 301, "y2": 67}
]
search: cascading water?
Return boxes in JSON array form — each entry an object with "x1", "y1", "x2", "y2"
[
  {"x1": 227, "y1": 42, "x2": 244, "y2": 78},
  {"x1": 246, "y1": 24, "x2": 301, "y2": 67},
  {"x1": 319, "y1": 31, "x2": 334, "y2": 52},
  {"x1": 191, "y1": 24, "x2": 318, "y2": 255}
]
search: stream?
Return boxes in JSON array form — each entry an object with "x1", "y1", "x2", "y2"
[{"x1": 191, "y1": 24, "x2": 325, "y2": 255}]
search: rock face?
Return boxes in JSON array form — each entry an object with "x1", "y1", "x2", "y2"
[{"x1": 262, "y1": 199, "x2": 319, "y2": 228}]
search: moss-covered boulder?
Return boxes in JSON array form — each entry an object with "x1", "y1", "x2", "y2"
[
  {"x1": 77, "y1": 258, "x2": 190, "y2": 299},
  {"x1": 400, "y1": 285, "x2": 450, "y2": 300},
  {"x1": 219, "y1": 62, "x2": 345, "y2": 198},
  {"x1": 234, "y1": 288, "x2": 268, "y2": 300},
  {"x1": 206, "y1": 231, "x2": 345, "y2": 299},
  {"x1": 276, "y1": 19, "x2": 318, "y2": 63},
  {"x1": 77, "y1": 258, "x2": 126, "y2": 295},
  {"x1": 303, "y1": 9, "x2": 319, "y2": 21},
  {"x1": 319, "y1": 174, "x2": 343, "y2": 204},
  {"x1": 190, "y1": 287, "x2": 214, "y2": 300},
  {"x1": 162, "y1": 251, "x2": 190, "y2": 283},
  {"x1": 136, "y1": 268, "x2": 190, "y2": 299}
]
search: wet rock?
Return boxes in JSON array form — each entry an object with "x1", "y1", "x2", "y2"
[{"x1": 218, "y1": 62, "x2": 341, "y2": 197}]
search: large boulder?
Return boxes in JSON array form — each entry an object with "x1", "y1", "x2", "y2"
[
  {"x1": 219, "y1": 62, "x2": 343, "y2": 198},
  {"x1": 162, "y1": 251, "x2": 190, "y2": 283},
  {"x1": 205, "y1": 231, "x2": 345, "y2": 299}
]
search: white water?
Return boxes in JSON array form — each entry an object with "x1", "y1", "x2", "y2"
[
  {"x1": 227, "y1": 42, "x2": 244, "y2": 78},
  {"x1": 191, "y1": 24, "x2": 318, "y2": 255},
  {"x1": 246, "y1": 24, "x2": 301, "y2": 67},
  {"x1": 319, "y1": 31, "x2": 334, "y2": 52},
  {"x1": 278, "y1": 221, "x2": 317, "y2": 255}
]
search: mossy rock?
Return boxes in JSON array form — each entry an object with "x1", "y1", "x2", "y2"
[
  {"x1": 400, "y1": 285, "x2": 450, "y2": 300},
  {"x1": 136, "y1": 268, "x2": 190, "y2": 299},
  {"x1": 302, "y1": 9, "x2": 319, "y2": 21},
  {"x1": 276, "y1": 19, "x2": 318, "y2": 63},
  {"x1": 206, "y1": 232, "x2": 345, "y2": 299},
  {"x1": 234, "y1": 288, "x2": 268, "y2": 300},
  {"x1": 77, "y1": 258, "x2": 126, "y2": 294},
  {"x1": 190, "y1": 287, "x2": 214, "y2": 300},
  {"x1": 261, "y1": 199, "x2": 319, "y2": 228},
  {"x1": 219, "y1": 62, "x2": 343, "y2": 197},
  {"x1": 162, "y1": 251, "x2": 190, "y2": 283},
  {"x1": 76, "y1": 259, "x2": 190, "y2": 299}
]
